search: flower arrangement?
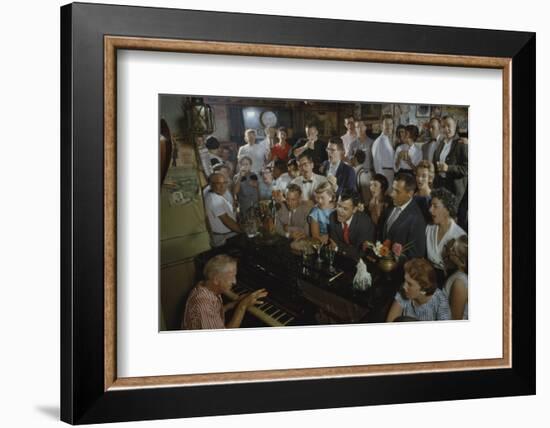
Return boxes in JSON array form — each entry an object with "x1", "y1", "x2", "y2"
[
  {"x1": 364, "y1": 239, "x2": 411, "y2": 262},
  {"x1": 363, "y1": 239, "x2": 412, "y2": 273}
]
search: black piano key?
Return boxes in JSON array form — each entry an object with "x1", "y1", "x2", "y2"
[
  {"x1": 260, "y1": 304, "x2": 274, "y2": 313},
  {"x1": 269, "y1": 309, "x2": 281, "y2": 319},
  {"x1": 276, "y1": 313, "x2": 291, "y2": 324}
]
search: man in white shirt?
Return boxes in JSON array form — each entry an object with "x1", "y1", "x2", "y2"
[
  {"x1": 237, "y1": 129, "x2": 268, "y2": 173},
  {"x1": 203, "y1": 173, "x2": 241, "y2": 247},
  {"x1": 422, "y1": 117, "x2": 442, "y2": 162},
  {"x1": 205, "y1": 163, "x2": 234, "y2": 201},
  {"x1": 258, "y1": 126, "x2": 277, "y2": 153},
  {"x1": 291, "y1": 153, "x2": 327, "y2": 202},
  {"x1": 341, "y1": 115, "x2": 357, "y2": 158},
  {"x1": 372, "y1": 116, "x2": 395, "y2": 190},
  {"x1": 271, "y1": 160, "x2": 292, "y2": 193}
]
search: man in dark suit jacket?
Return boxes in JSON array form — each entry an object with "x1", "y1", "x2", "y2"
[
  {"x1": 382, "y1": 172, "x2": 427, "y2": 260},
  {"x1": 329, "y1": 189, "x2": 375, "y2": 260},
  {"x1": 433, "y1": 116, "x2": 468, "y2": 208},
  {"x1": 320, "y1": 137, "x2": 357, "y2": 196}
]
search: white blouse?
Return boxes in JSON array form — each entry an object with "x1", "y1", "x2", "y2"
[{"x1": 425, "y1": 220, "x2": 466, "y2": 270}]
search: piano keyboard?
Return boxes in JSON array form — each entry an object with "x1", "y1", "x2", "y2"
[{"x1": 224, "y1": 284, "x2": 296, "y2": 327}]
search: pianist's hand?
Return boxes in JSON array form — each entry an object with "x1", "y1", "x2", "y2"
[{"x1": 238, "y1": 288, "x2": 268, "y2": 310}]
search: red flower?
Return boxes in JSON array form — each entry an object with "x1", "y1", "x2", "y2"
[
  {"x1": 379, "y1": 246, "x2": 390, "y2": 257},
  {"x1": 383, "y1": 239, "x2": 391, "y2": 249},
  {"x1": 392, "y1": 243, "x2": 403, "y2": 257}
]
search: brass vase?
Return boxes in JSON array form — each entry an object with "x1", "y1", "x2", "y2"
[{"x1": 378, "y1": 256, "x2": 397, "y2": 273}]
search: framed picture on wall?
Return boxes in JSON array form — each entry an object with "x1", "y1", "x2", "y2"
[
  {"x1": 61, "y1": 2, "x2": 535, "y2": 424},
  {"x1": 416, "y1": 104, "x2": 431, "y2": 117}
]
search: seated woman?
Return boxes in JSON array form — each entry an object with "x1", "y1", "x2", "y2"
[
  {"x1": 442, "y1": 235, "x2": 468, "y2": 320},
  {"x1": 233, "y1": 156, "x2": 259, "y2": 218},
  {"x1": 367, "y1": 173, "x2": 392, "y2": 240},
  {"x1": 386, "y1": 258, "x2": 451, "y2": 322},
  {"x1": 426, "y1": 187, "x2": 466, "y2": 286},
  {"x1": 413, "y1": 160, "x2": 435, "y2": 224},
  {"x1": 308, "y1": 181, "x2": 337, "y2": 244}
]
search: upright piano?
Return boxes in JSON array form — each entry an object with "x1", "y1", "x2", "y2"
[{"x1": 194, "y1": 234, "x2": 403, "y2": 328}]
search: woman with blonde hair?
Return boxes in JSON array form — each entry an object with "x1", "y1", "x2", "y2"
[{"x1": 308, "y1": 180, "x2": 337, "y2": 244}]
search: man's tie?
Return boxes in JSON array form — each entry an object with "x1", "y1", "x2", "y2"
[
  {"x1": 343, "y1": 222, "x2": 350, "y2": 245},
  {"x1": 385, "y1": 207, "x2": 401, "y2": 232}
]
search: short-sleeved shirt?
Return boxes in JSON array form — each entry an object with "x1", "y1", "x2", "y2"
[
  {"x1": 204, "y1": 190, "x2": 235, "y2": 234},
  {"x1": 308, "y1": 206, "x2": 335, "y2": 235},
  {"x1": 394, "y1": 288, "x2": 451, "y2": 321},
  {"x1": 237, "y1": 143, "x2": 268, "y2": 173},
  {"x1": 182, "y1": 283, "x2": 225, "y2": 329}
]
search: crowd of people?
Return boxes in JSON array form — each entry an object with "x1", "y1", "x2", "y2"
[{"x1": 187, "y1": 112, "x2": 468, "y2": 329}]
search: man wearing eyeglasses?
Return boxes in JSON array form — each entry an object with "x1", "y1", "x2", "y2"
[
  {"x1": 204, "y1": 173, "x2": 241, "y2": 247},
  {"x1": 291, "y1": 153, "x2": 327, "y2": 202},
  {"x1": 320, "y1": 137, "x2": 357, "y2": 196}
]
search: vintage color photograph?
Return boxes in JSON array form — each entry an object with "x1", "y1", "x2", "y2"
[{"x1": 159, "y1": 95, "x2": 469, "y2": 331}]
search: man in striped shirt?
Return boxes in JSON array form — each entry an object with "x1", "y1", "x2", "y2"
[{"x1": 182, "y1": 254, "x2": 268, "y2": 329}]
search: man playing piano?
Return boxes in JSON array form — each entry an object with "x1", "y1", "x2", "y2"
[{"x1": 182, "y1": 254, "x2": 268, "y2": 329}]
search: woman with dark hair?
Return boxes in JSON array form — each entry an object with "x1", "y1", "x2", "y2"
[
  {"x1": 367, "y1": 173, "x2": 392, "y2": 240},
  {"x1": 269, "y1": 127, "x2": 292, "y2": 163},
  {"x1": 394, "y1": 124, "x2": 422, "y2": 174},
  {"x1": 395, "y1": 124, "x2": 407, "y2": 149},
  {"x1": 426, "y1": 187, "x2": 467, "y2": 286},
  {"x1": 442, "y1": 235, "x2": 468, "y2": 320},
  {"x1": 413, "y1": 160, "x2": 435, "y2": 224},
  {"x1": 386, "y1": 258, "x2": 451, "y2": 322}
]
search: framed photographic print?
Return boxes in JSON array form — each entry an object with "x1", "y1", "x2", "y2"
[
  {"x1": 416, "y1": 104, "x2": 431, "y2": 118},
  {"x1": 61, "y1": 2, "x2": 535, "y2": 424}
]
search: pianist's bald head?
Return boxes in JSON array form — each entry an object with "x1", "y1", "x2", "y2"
[{"x1": 204, "y1": 254, "x2": 237, "y2": 280}]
